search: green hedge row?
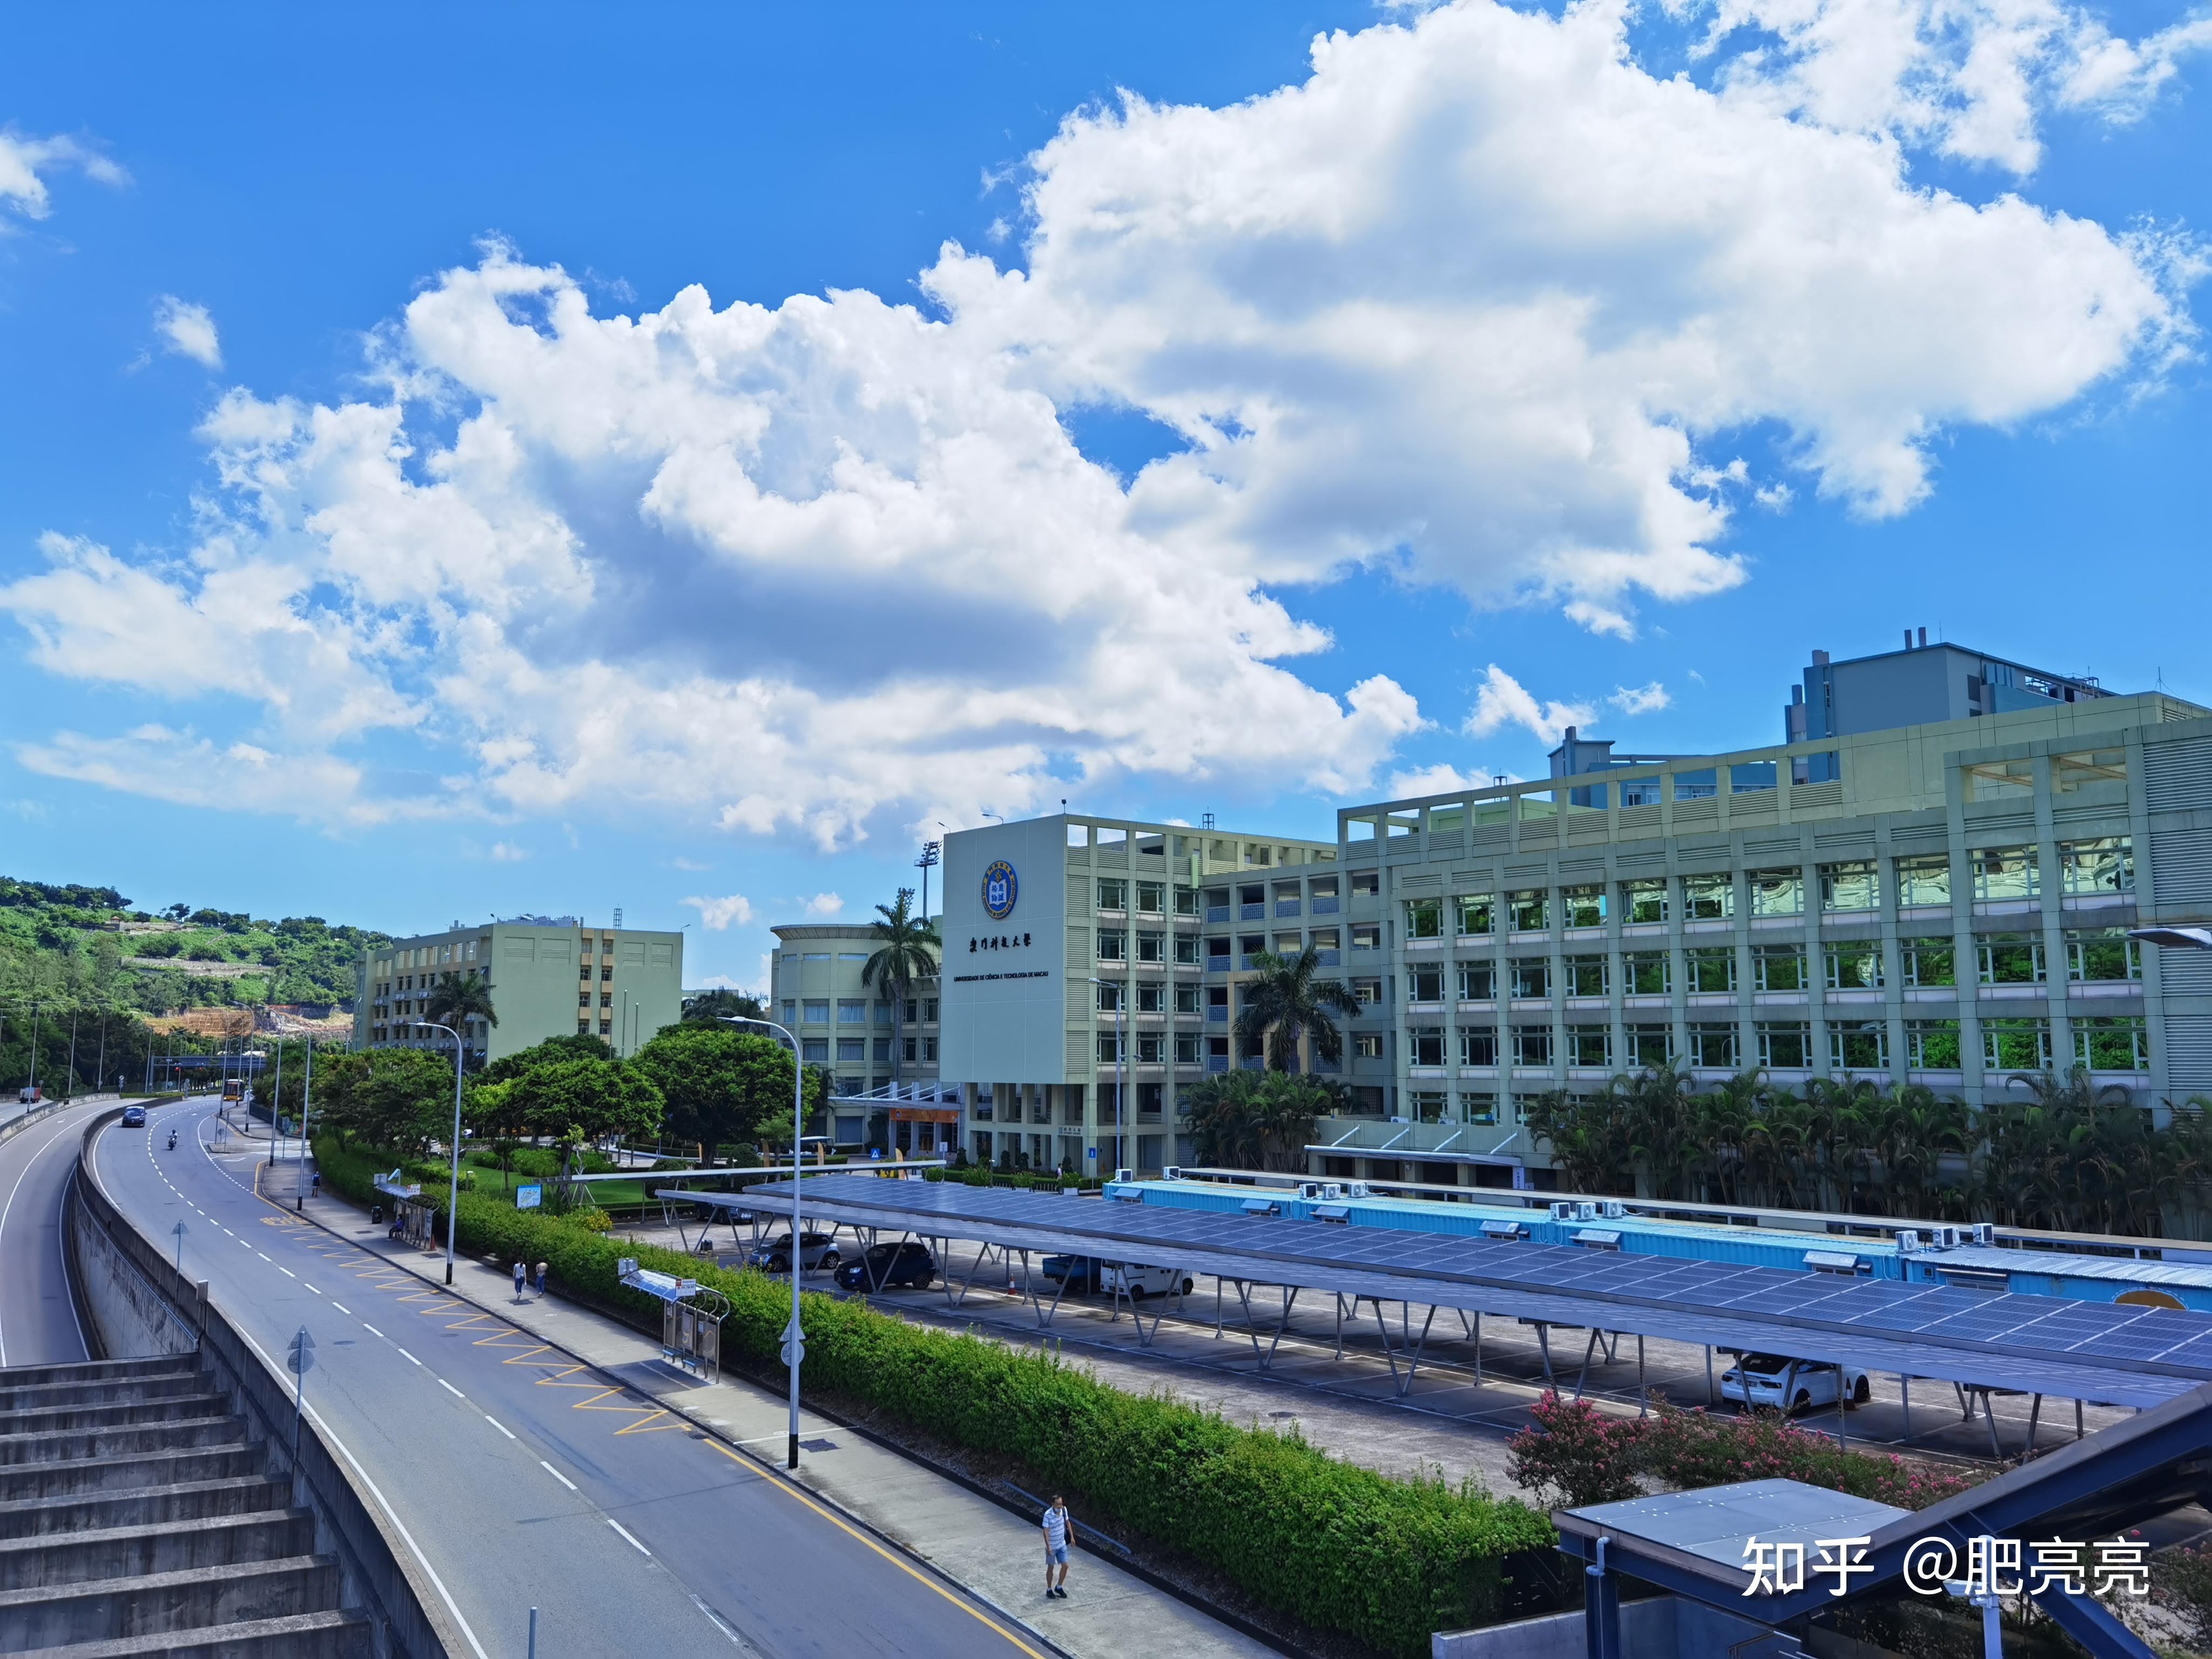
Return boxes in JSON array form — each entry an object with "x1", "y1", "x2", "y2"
[{"x1": 315, "y1": 1135, "x2": 1553, "y2": 1654}]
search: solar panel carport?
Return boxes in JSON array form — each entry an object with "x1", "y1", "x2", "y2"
[{"x1": 759, "y1": 1175, "x2": 2212, "y2": 1415}]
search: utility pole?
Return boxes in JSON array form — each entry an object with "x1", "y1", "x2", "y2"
[{"x1": 915, "y1": 840, "x2": 940, "y2": 925}]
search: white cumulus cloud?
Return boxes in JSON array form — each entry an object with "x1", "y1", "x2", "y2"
[
  {"x1": 1609, "y1": 681, "x2": 1673, "y2": 716},
  {"x1": 1465, "y1": 666, "x2": 1598, "y2": 747},
  {"x1": 489, "y1": 840, "x2": 528, "y2": 862},
  {"x1": 0, "y1": 130, "x2": 126, "y2": 222},
  {"x1": 0, "y1": 0, "x2": 2194, "y2": 835},
  {"x1": 1385, "y1": 762, "x2": 1516, "y2": 798},
  {"x1": 684, "y1": 893, "x2": 756, "y2": 931},
  {"x1": 803, "y1": 892, "x2": 844, "y2": 918},
  {"x1": 153, "y1": 296, "x2": 222, "y2": 368}
]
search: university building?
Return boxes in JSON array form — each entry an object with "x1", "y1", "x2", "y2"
[
  {"x1": 355, "y1": 919, "x2": 684, "y2": 1064},
  {"x1": 1320, "y1": 640, "x2": 2212, "y2": 1189},
  {"x1": 765, "y1": 922, "x2": 943, "y2": 1151}
]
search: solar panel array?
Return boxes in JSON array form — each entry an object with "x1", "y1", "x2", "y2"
[{"x1": 765, "y1": 1175, "x2": 2212, "y2": 1407}]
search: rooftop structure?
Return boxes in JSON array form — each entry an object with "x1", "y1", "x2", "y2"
[{"x1": 1787, "y1": 632, "x2": 2115, "y2": 751}]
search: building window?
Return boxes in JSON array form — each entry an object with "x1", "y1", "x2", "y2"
[
  {"x1": 874, "y1": 1001, "x2": 893, "y2": 1024},
  {"x1": 802, "y1": 1039, "x2": 829, "y2": 1064},
  {"x1": 1351, "y1": 923, "x2": 1382, "y2": 952},
  {"x1": 1895, "y1": 855, "x2": 1952, "y2": 908},
  {"x1": 1137, "y1": 982, "x2": 1165, "y2": 1013},
  {"x1": 1622, "y1": 879, "x2": 1668, "y2": 925},
  {"x1": 1409, "y1": 1090, "x2": 1448, "y2": 1123},
  {"x1": 1748, "y1": 869, "x2": 1804, "y2": 917},
  {"x1": 1463, "y1": 1092, "x2": 1499, "y2": 1125},
  {"x1": 1508, "y1": 891, "x2": 1549, "y2": 933},
  {"x1": 1628, "y1": 1026, "x2": 1672, "y2": 1069},
  {"x1": 2075, "y1": 1017, "x2": 2148, "y2": 1071},
  {"x1": 1687, "y1": 947, "x2": 1736, "y2": 994},
  {"x1": 1831, "y1": 1024, "x2": 1889, "y2": 1071},
  {"x1": 1561, "y1": 886, "x2": 1606, "y2": 928},
  {"x1": 1096, "y1": 981, "x2": 1124, "y2": 1013},
  {"x1": 1097, "y1": 929, "x2": 1127, "y2": 962},
  {"x1": 1408, "y1": 966, "x2": 1445, "y2": 1003},
  {"x1": 1682, "y1": 873, "x2": 1733, "y2": 921},
  {"x1": 1136, "y1": 880, "x2": 1166, "y2": 914},
  {"x1": 1353, "y1": 1031, "x2": 1384, "y2": 1059},
  {"x1": 873, "y1": 1038, "x2": 892, "y2": 1063},
  {"x1": 1458, "y1": 961, "x2": 1497, "y2": 1001},
  {"x1": 1983, "y1": 1019, "x2": 2052, "y2": 1071},
  {"x1": 1511, "y1": 1026, "x2": 1553, "y2": 1068},
  {"x1": 1757, "y1": 1022, "x2": 1810, "y2": 1069},
  {"x1": 1097, "y1": 1031, "x2": 1124, "y2": 1064},
  {"x1": 1510, "y1": 959, "x2": 1550, "y2": 1000},
  {"x1": 923, "y1": 999, "x2": 939, "y2": 1022},
  {"x1": 903, "y1": 1036, "x2": 918, "y2": 1063},
  {"x1": 578, "y1": 992, "x2": 591, "y2": 1008},
  {"x1": 1977, "y1": 934, "x2": 2046, "y2": 984},
  {"x1": 923, "y1": 1036, "x2": 937, "y2": 1062},
  {"x1": 1097, "y1": 878, "x2": 1128, "y2": 912},
  {"x1": 1901, "y1": 939, "x2": 1956, "y2": 988},
  {"x1": 902, "y1": 999, "x2": 919, "y2": 1022},
  {"x1": 1137, "y1": 930, "x2": 1165, "y2": 963},
  {"x1": 1690, "y1": 1024, "x2": 1737, "y2": 1068},
  {"x1": 1568, "y1": 1026, "x2": 1610, "y2": 1068},
  {"x1": 1406, "y1": 898, "x2": 1444, "y2": 939},
  {"x1": 1565, "y1": 955, "x2": 1607, "y2": 997},
  {"x1": 1175, "y1": 984, "x2": 1200, "y2": 1015},
  {"x1": 1137, "y1": 1034, "x2": 1164, "y2": 1063},
  {"x1": 1409, "y1": 1027, "x2": 1445, "y2": 1067},
  {"x1": 1623, "y1": 952, "x2": 1669, "y2": 995},
  {"x1": 2059, "y1": 837, "x2": 2134, "y2": 896},
  {"x1": 1752, "y1": 945, "x2": 1807, "y2": 993},
  {"x1": 2067, "y1": 930, "x2": 2141, "y2": 982},
  {"x1": 1352, "y1": 978, "x2": 1382, "y2": 1006},
  {"x1": 1456, "y1": 895, "x2": 1495, "y2": 936},
  {"x1": 1351, "y1": 869, "x2": 1380, "y2": 897},
  {"x1": 837, "y1": 999, "x2": 866, "y2": 1023},
  {"x1": 1972, "y1": 846, "x2": 2039, "y2": 902},
  {"x1": 1460, "y1": 1027, "x2": 1499, "y2": 1067},
  {"x1": 1826, "y1": 945, "x2": 1884, "y2": 990},
  {"x1": 1175, "y1": 935, "x2": 1199, "y2": 965},
  {"x1": 1819, "y1": 861, "x2": 1879, "y2": 912},
  {"x1": 1907, "y1": 1019, "x2": 1961, "y2": 1069},
  {"x1": 1138, "y1": 1083, "x2": 1164, "y2": 1116},
  {"x1": 1175, "y1": 888, "x2": 1201, "y2": 917},
  {"x1": 838, "y1": 1038, "x2": 865, "y2": 1063},
  {"x1": 1175, "y1": 1033, "x2": 1201, "y2": 1063}
]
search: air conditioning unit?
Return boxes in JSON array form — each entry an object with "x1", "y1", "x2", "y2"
[
  {"x1": 1298, "y1": 1182, "x2": 1322, "y2": 1200},
  {"x1": 1320, "y1": 1183, "x2": 1343, "y2": 1201},
  {"x1": 1549, "y1": 1201, "x2": 1575, "y2": 1222},
  {"x1": 1112, "y1": 1168, "x2": 1134, "y2": 1184},
  {"x1": 1971, "y1": 1223, "x2": 1995, "y2": 1247},
  {"x1": 1932, "y1": 1225, "x2": 1962, "y2": 1250},
  {"x1": 1896, "y1": 1230, "x2": 1921, "y2": 1254},
  {"x1": 1574, "y1": 1201, "x2": 1599, "y2": 1223},
  {"x1": 1347, "y1": 1181, "x2": 1371, "y2": 1198},
  {"x1": 1163, "y1": 1166, "x2": 1184, "y2": 1182},
  {"x1": 1600, "y1": 1201, "x2": 1626, "y2": 1220}
]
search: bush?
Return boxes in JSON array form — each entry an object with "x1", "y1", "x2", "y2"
[
  {"x1": 314, "y1": 1134, "x2": 1552, "y2": 1655},
  {"x1": 1505, "y1": 1392, "x2": 1978, "y2": 1514}
]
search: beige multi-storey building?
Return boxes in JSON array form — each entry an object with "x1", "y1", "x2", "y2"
[
  {"x1": 939, "y1": 814, "x2": 1341, "y2": 1176},
  {"x1": 356, "y1": 918, "x2": 684, "y2": 1063},
  {"x1": 766, "y1": 923, "x2": 942, "y2": 1151}
]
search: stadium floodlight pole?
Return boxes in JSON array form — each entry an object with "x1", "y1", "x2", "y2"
[
  {"x1": 413, "y1": 1021, "x2": 466, "y2": 1285},
  {"x1": 720, "y1": 1014, "x2": 807, "y2": 1468}
]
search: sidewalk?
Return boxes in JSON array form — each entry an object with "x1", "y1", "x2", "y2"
[{"x1": 293, "y1": 1185, "x2": 1278, "y2": 1659}]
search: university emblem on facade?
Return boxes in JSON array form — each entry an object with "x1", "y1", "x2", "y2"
[{"x1": 981, "y1": 859, "x2": 1019, "y2": 921}]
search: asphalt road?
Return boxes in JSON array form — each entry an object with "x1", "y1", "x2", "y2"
[
  {"x1": 0, "y1": 1100, "x2": 104, "y2": 1368},
  {"x1": 93, "y1": 1097, "x2": 1049, "y2": 1659}
]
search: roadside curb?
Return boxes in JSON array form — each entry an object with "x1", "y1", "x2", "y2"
[{"x1": 285, "y1": 1181, "x2": 1082, "y2": 1659}]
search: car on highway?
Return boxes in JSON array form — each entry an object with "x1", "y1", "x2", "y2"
[
  {"x1": 747, "y1": 1230, "x2": 842, "y2": 1274},
  {"x1": 1719, "y1": 1352, "x2": 1871, "y2": 1413},
  {"x1": 834, "y1": 1241, "x2": 937, "y2": 1292},
  {"x1": 120, "y1": 1105, "x2": 147, "y2": 1127},
  {"x1": 16, "y1": 1085, "x2": 41, "y2": 1104},
  {"x1": 1099, "y1": 1263, "x2": 1195, "y2": 1301}
]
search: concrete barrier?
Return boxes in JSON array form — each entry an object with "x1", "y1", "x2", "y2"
[{"x1": 69, "y1": 1108, "x2": 460, "y2": 1659}]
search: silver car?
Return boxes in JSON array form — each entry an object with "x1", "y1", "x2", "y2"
[{"x1": 747, "y1": 1231, "x2": 842, "y2": 1274}]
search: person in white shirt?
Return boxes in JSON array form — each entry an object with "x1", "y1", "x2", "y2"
[{"x1": 1041, "y1": 1495, "x2": 1073, "y2": 1599}]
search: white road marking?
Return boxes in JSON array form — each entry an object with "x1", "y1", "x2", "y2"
[
  {"x1": 484, "y1": 1414, "x2": 516, "y2": 1440},
  {"x1": 439, "y1": 1378, "x2": 466, "y2": 1400},
  {"x1": 539, "y1": 1460, "x2": 577, "y2": 1491},
  {"x1": 363, "y1": 1323, "x2": 385, "y2": 1338},
  {"x1": 396, "y1": 1347, "x2": 421, "y2": 1366},
  {"x1": 278, "y1": 1266, "x2": 298, "y2": 1278},
  {"x1": 332, "y1": 1302, "x2": 350, "y2": 1313},
  {"x1": 607, "y1": 1519, "x2": 652, "y2": 1556}
]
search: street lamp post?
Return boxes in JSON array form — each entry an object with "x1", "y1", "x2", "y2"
[
  {"x1": 413, "y1": 1021, "x2": 467, "y2": 1285},
  {"x1": 720, "y1": 1015, "x2": 808, "y2": 1468}
]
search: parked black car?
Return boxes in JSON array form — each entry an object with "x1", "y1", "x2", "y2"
[
  {"x1": 834, "y1": 1242, "x2": 938, "y2": 1292},
  {"x1": 1040, "y1": 1255, "x2": 1102, "y2": 1293}
]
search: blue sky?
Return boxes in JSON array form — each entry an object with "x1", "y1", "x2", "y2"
[{"x1": 2, "y1": 1, "x2": 2207, "y2": 991}]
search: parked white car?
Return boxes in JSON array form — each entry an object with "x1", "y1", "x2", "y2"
[
  {"x1": 1720, "y1": 1353, "x2": 1870, "y2": 1413},
  {"x1": 1099, "y1": 1263, "x2": 1195, "y2": 1301}
]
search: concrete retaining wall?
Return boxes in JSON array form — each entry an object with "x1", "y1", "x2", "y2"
[{"x1": 71, "y1": 1109, "x2": 459, "y2": 1659}]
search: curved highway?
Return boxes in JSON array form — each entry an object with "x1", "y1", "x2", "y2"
[
  {"x1": 0, "y1": 1100, "x2": 105, "y2": 1368},
  {"x1": 91, "y1": 1096, "x2": 1050, "y2": 1659}
]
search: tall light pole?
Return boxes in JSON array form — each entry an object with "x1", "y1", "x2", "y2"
[
  {"x1": 413, "y1": 1021, "x2": 467, "y2": 1285},
  {"x1": 720, "y1": 1014, "x2": 807, "y2": 1468},
  {"x1": 1085, "y1": 976, "x2": 1127, "y2": 1178},
  {"x1": 915, "y1": 840, "x2": 940, "y2": 925}
]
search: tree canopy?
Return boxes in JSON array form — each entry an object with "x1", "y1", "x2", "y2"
[{"x1": 632, "y1": 1021, "x2": 823, "y2": 1157}]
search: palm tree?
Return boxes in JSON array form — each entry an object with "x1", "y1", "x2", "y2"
[
  {"x1": 682, "y1": 989, "x2": 764, "y2": 1023},
  {"x1": 1233, "y1": 948, "x2": 1361, "y2": 1073},
  {"x1": 423, "y1": 974, "x2": 497, "y2": 1068},
  {"x1": 862, "y1": 891, "x2": 939, "y2": 1092}
]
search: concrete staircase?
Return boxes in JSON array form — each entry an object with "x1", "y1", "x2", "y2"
[{"x1": 0, "y1": 1353, "x2": 370, "y2": 1656}]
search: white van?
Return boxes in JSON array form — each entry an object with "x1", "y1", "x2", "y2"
[{"x1": 1099, "y1": 1263, "x2": 1195, "y2": 1301}]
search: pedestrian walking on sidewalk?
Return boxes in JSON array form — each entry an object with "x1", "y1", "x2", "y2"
[
  {"x1": 535, "y1": 1260, "x2": 548, "y2": 1297},
  {"x1": 512, "y1": 1259, "x2": 527, "y2": 1300},
  {"x1": 1041, "y1": 1495, "x2": 1073, "y2": 1599}
]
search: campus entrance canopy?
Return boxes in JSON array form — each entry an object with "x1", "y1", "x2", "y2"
[{"x1": 761, "y1": 1175, "x2": 2212, "y2": 1409}]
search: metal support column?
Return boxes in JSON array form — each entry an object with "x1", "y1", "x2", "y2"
[
  {"x1": 1573, "y1": 1330, "x2": 1601, "y2": 1402},
  {"x1": 2026, "y1": 1393, "x2": 2044, "y2": 1459}
]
